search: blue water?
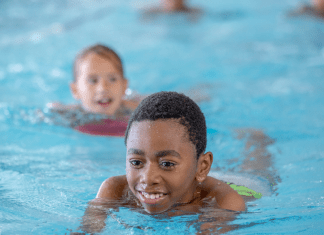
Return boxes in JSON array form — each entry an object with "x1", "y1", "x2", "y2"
[{"x1": 1, "y1": 0, "x2": 324, "y2": 234}]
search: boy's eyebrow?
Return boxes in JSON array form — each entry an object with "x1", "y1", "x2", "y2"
[
  {"x1": 127, "y1": 148, "x2": 145, "y2": 156},
  {"x1": 127, "y1": 149, "x2": 181, "y2": 159},
  {"x1": 155, "y1": 150, "x2": 181, "y2": 159}
]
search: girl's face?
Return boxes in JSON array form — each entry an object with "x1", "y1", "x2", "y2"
[
  {"x1": 126, "y1": 119, "x2": 199, "y2": 214},
  {"x1": 71, "y1": 53, "x2": 127, "y2": 116}
]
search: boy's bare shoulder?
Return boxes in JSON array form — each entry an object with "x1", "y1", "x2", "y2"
[
  {"x1": 96, "y1": 175, "x2": 128, "y2": 199},
  {"x1": 202, "y1": 176, "x2": 245, "y2": 212}
]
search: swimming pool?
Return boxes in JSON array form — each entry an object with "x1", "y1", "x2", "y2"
[{"x1": 1, "y1": 0, "x2": 324, "y2": 234}]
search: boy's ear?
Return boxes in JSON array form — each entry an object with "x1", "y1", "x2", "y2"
[
  {"x1": 70, "y1": 82, "x2": 80, "y2": 100},
  {"x1": 195, "y1": 151, "x2": 213, "y2": 183}
]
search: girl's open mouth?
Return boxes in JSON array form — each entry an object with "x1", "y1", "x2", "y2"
[{"x1": 97, "y1": 98, "x2": 113, "y2": 106}]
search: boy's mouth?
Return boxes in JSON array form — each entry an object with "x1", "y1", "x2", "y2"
[{"x1": 138, "y1": 191, "x2": 167, "y2": 204}]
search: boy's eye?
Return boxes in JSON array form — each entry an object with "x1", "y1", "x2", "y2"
[
  {"x1": 129, "y1": 160, "x2": 143, "y2": 167},
  {"x1": 160, "y1": 161, "x2": 175, "y2": 168}
]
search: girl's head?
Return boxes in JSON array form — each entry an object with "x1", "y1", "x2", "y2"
[{"x1": 70, "y1": 44, "x2": 128, "y2": 116}]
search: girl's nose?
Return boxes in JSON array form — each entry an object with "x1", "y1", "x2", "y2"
[{"x1": 97, "y1": 78, "x2": 110, "y2": 92}]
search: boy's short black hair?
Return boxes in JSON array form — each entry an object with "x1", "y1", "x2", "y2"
[
  {"x1": 124, "y1": 91, "x2": 207, "y2": 159},
  {"x1": 73, "y1": 44, "x2": 124, "y2": 81}
]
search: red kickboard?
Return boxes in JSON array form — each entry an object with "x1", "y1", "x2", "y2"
[{"x1": 75, "y1": 118, "x2": 128, "y2": 136}]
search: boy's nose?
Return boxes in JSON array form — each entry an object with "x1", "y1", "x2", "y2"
[{"x1": 140, "y1": 164, "x2": 161, "y2": 186}]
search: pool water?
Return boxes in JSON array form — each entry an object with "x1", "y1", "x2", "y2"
[{"x1": 1, "y1": 0, "x2": 324, "y2": 234}]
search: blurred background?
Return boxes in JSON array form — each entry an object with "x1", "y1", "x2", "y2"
[{"x1": 0, "y1": 0, "x2": 324, "y2": 234}]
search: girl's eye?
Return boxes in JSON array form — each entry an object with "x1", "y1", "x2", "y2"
[
  {"x1": 130, "y1": 160, "x2": 143, "y2": 167},
  {"x1": 109, "y1": 77, "x2": 117, "y2": 82},
  {"x1": 160, "y1": 161, "x2": 175, "y2": 168},
  {"x1": 88, "y1": 76, "x2": 98, "y2": 84}
]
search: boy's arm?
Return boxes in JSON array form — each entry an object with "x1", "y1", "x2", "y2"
[
  {"x1": 195, "y1": 177, "x2": 245, "y2": 234},
  {"x1": 79, "y1": 198, "x2": 110, "y2": 234},
  {"x1": 96, "y1": 175, "x2": 128, "y2": 199},
  {"x1": 197, "y1": 209, "x2": 238, "y2": 235},
  {"x1": 203, "y1": 176, "x2": 246, "y2": 212},
  {"x1": 79, "y1": 175, "x2": 128, "y2": 234}
]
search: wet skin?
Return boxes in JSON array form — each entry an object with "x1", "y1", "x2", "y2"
[
  {"x1": 143, "y1": 0, "x2": 201, "y2": 17},
  {"x1": 79, "y1": 119, "x2": 245, "y2": 233},
  {"x1": 126, "y1": 120, "x2": 203, "y2": 213},
  {"x1": 96, "y1": 119, "x2": 245, "y2": 214},
  {"x1": 313, "y1": 0, "x2": 324, "y2": 12},
  {"x1": 288, "y1": 0, "x2": 324, "y2": 19},
  {"x1": 161, "y1": 0, "x2": 187, "y2": 12},
  {"x1": 70, "y1": 52, "x2": 127, "y2": 116}
]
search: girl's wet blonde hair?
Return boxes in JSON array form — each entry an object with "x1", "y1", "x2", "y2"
[{"x1": 73, "y1": 44, "x2": 124, "y2": 81}]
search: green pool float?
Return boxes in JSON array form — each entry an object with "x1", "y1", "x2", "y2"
[{"x1": 227, "y1": 182, "x2": 263, "y2": 199}]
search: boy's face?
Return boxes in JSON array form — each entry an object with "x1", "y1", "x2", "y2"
[
  {"x1": 126, "y1": 119, "x2": 199, "y2": 214},
  {"x1": 70, "y1": 53, "x2": 127, "y2": 116}
]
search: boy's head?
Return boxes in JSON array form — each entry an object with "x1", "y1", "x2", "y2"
[
  {"x1": 125, "y1": 92, "x2": 212, "y2": 213},
  {"x1": 125, "y1": 91, "x2": 206, "y2": 159},
  {"x1": 70, "y1": 44, "x2": 127, "y2": 116}
]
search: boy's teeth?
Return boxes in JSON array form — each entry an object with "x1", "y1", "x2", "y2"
[{"x1": 142, "y1": 192, "x2": 164, "y2": 199}]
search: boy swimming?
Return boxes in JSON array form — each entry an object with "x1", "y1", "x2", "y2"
[
  {"x1": 48, "y1": 44, "x2": 140, "y2": 118},
  {"x1": 78, "y1": 91, "x2": 245, "y2": 233},
  {"x1": 97, "y1": 91, "x2": 244, "y2": 211}
]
